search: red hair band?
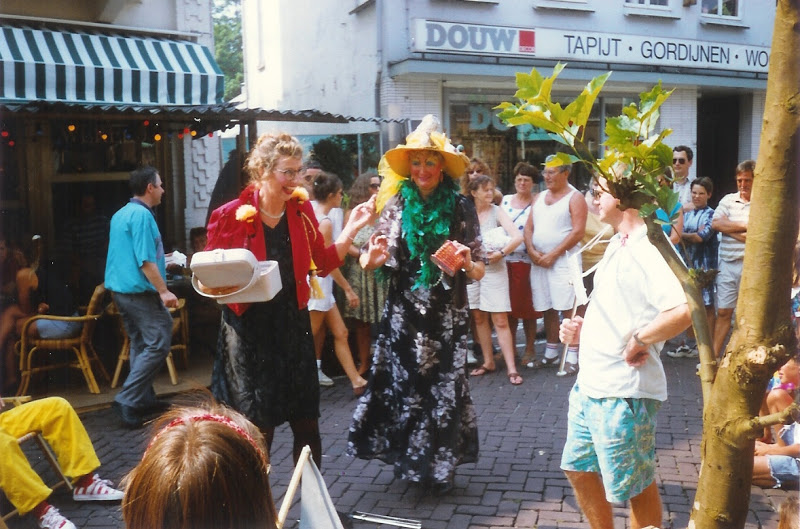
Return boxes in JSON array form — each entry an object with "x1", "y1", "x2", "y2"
[{"x1": 145, "y1": 413, "x2": 269, "y2": 471}]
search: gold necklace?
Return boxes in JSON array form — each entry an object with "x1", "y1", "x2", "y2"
[{"x1": 259, "y1": 206, "x2": 285, "y2": 219}]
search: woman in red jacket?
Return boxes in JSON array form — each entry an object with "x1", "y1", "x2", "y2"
[{"x1": 205, "y1": 133, "x2": 375, "y2": 468}]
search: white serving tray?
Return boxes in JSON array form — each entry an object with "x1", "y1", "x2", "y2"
[{"x1": 190, "y1": 249, "x2": 282, "y2": 303}]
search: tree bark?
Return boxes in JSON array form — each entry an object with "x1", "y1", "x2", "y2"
[{"x1": 690, "y1": 1, "x2": 800, "y2": 528}]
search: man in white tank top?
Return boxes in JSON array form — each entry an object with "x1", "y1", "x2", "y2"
[{"x1": 523, "y1": 156, "x2": 587, "y2": 372}]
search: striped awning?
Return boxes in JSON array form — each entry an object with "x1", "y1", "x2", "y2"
[{"x1": 0, "y1": 24, "x2": 224, "y2": 106}]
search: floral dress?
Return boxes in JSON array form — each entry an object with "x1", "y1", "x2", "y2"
[
  {"x1": 341, "y1": 223, "x2": 389, "y2": 324},
  {"x1": 347, "y1": 193, "x2": 483, "y2": 487}
]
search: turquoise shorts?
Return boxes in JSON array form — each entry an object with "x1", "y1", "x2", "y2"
[{"x1": 560, "y1": 384, "x2": 662, "y2": 503}]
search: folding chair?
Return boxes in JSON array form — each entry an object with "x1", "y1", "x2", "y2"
[{"x1": 0, "y1": 396, "x2": 72, "y2": 529}]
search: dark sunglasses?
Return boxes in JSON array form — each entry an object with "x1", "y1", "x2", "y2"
[{"x1": 672, "y1": 158, "x2": 687, "y2": 165}]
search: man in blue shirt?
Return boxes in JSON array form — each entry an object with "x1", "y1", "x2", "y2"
[{"x1": 105, "y1": 166, "x2": 178, "y2": 428}]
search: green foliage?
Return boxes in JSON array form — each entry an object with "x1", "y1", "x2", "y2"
[
  {"x1": 213, "y1": 0, "x2": 243, "y2": 101},
  {"x1": 309, "y1": 133, "x2": 382, "y2": 190},
  {"x1": 496, "y1": 63, "x2": 678, "y2": 216}
]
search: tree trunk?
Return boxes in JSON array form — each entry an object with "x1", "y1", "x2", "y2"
[{"x1": 690, "y1": 1, "x2": 800, "y2": 528}]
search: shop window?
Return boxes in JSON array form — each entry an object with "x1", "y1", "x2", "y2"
[
  {"x1": 625, "y1": 0, "x2": 669, "y2": 6},
  {"x1": 701, "y1": 0, "x2": 739, "y2": 17},
  {"x1": 533, "y1": 0, "x2": 594, "y2": 13},
  {"x1": 623, "y1": 0, "x2": 678, "y2": 18}
]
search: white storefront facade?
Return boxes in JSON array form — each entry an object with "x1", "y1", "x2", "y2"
[{"x1": 243, "y1": 0, "x2": 772, "y2": 198}]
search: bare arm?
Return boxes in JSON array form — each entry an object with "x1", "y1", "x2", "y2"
[
  {"x1": 665, "y1": 208, "x2": 684, "y2": 244},
  {"x1": 754, "y1": 440, "x2": 800, "y2": 457},
  {"x1": 335, "y1": 196, "x2": 377, "y2": 260},
  {"x1": 523, "y1": 209, "x2": 538, "y2": 262},
  {"x1": 711, "y1": 203, "x2": 747, "y2": 234},
  {"x1": 485, "y1": 208, "x2": 524, "y2": 265},
  {"x1": 624, "y1": 303, "x2": 691, "y2": 367},
  {"x1": 538, "y1": 193, "x2": 588, "y2": 268},
  {"x1": 319, "y1": 217, "x2": 359, "y2": 307},
  {"x1": 711, "y1": 215, "x2": 747, "y2": 234},
  {"x1": 141, "y1": 261, "x2": 178, "y2": 308}
]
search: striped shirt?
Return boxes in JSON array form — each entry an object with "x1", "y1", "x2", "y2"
[{"x1": 712, "y1": 192, "x2": 750, "y2": 262}]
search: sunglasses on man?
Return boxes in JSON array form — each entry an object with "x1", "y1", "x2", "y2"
[{"x1": 672, "y1": 158, "x2": 687, "y2": 165}]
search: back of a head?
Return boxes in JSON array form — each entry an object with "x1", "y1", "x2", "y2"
[
  {"x1": 348, "y1": 172, "x2": 378, "y2": 206},
  {"x1": 312, "y1": 171, "x2": 342, "y2": 202},
  {"x1": 122, "y1": 404, "x2": 277, "y2": 529},
  {"x1": 777, "y1": 495, "x2": 799, "y2": 529}
]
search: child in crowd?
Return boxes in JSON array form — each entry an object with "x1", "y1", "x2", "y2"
[{"x1": 122, "y1": 402, "x2": 277, "y2": 529}]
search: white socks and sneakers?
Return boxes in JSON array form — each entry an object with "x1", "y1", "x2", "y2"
[
  {"x1": 35, "y1": 474, "x2": 123, "y2": 529},
  {"x1": 317, "y1": 359, "x2": 334, "y2": 386}
]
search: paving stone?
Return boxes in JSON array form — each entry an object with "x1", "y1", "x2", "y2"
[{"x1": 5, "y1": 343, "x2": 784, "y2": 529}]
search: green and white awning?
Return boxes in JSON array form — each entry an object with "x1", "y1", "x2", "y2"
[{"x1": 0, "y1": 24, "x2": 224, "y2": 106}]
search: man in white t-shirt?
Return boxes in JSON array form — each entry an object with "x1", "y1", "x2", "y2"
[
  {"x1": 672, "y1": 146, "x2": 694, "y2": 211},
  {"x1": 559, "y1": 177, "x2": 690, "y2": 529},
  {"x1": 711, "y1": 160, "x2": 754, "y2": 359}
]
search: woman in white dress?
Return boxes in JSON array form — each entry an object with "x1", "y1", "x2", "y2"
[
  {"x1": 467, "y1": 175, "x2": 525, "y2": 385},
  {"x1": 309, "y1": 172, "x2": 368, "y2": 396}
]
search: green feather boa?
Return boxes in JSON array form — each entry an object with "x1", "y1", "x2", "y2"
[{"x1": 400, "y1": 177, "x2": 458, "y2": 290}]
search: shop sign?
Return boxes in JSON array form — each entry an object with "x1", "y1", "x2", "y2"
[
  {"x1": 469, "y1": 105, "x2": 549, "y2": 141},
  {"x1": 413, "y1": 20, "x2": 535, "y2": 56},
  {"x1": 535, "y1": 27, "x2": 769, "y2": 73},
  {"x1": 413, "y1": 20, "x2": 769, "y2": 73}
]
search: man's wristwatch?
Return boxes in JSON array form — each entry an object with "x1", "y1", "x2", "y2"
[{"x1": 633, "y1": 331, "x2": 647, "y2": 347}]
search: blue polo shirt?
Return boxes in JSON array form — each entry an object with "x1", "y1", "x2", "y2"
[{"x1": 104, "y1": 199, "x2": 166, "y2": 294}]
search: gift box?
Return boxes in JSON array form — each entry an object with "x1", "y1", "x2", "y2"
[{"x1": 190, "y1": 249, "x2": 282, "y2": 303}]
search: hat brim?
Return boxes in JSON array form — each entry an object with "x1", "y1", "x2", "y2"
[{"x1": 384, "y1": 146, "x2": 469, "y2": 180}]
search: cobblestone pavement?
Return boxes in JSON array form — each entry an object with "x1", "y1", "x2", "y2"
[{"x1": 5, "y1": 355, "x2": 791, "y2": 529}]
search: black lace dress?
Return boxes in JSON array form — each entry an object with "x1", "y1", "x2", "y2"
[
  {"x1": 210, "y1": 216, "x2": 319, "y2": 428},
  {"x1": 347, "y1": 194, "x2": 483, "y2": 487}
]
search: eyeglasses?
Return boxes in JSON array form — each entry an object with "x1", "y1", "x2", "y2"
[
  {"x1": 369, "y1": 183, "x2": 380, "y2": 189},
  {"x1": 276, "y1": 168, "x2": 302, "y2": 178},
  {"x1": 672, "y1": 158, "x2": 687, "y2": 165}
]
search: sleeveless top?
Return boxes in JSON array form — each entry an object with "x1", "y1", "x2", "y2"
[
  {"x1": 478, "y1": 204, "x2": 505, "y2": 274},
  {"x1": 531, "y1": 185, "x2": 580, "y2": 255},
  {"x1": 500, "y1": 194, "x2": 532, "y2": 263}
]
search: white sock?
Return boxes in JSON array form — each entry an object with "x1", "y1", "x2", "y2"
[
  {"x1": 566, "y1": 347, "x2": 579, "y2": 364},
  {"x1": 316, "y1": 359, "x2": 322, "y2": 369},
  {"x1": 544, "y1": 344, "x2": 559, "y2": 359}
]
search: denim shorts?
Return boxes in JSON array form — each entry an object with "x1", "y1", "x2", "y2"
[
  {"x1": 561, "y1": 384, "x2": 662, "y2": 503},
  {"x1": 767, "y1": 455, "x2": 800, "y2": 488},
  {"x1": 37, "y1": 313, "x2": 82, "y2": 339}
]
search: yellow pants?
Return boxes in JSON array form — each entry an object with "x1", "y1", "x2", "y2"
[{"x1": 0, "y1": 397, "x2": 101, "y2": 514}]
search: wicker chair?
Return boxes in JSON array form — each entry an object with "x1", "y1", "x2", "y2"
[
  {"x1": 14, "y1": 283, "x2": 110, "y2": 396},
  {"x1": 110, "y1": 298, "x2": 184, "y2": 388},
  {"x1": 0, "y1": 396, "x2": 72, "y2": 529}
]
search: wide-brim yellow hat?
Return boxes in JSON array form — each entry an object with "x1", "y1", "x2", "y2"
[{"x1": 383, "y1": 115, "x2": 469, "y2": 179}]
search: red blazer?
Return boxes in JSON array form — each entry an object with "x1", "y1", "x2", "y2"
[{"x1": 205, "y1": 185, "x2": 343, "y2": 315}]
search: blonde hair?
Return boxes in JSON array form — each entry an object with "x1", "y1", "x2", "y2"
[
  {"x1": 122, "y1": 403, "x2": 277, "y2": 529},
  {"x1": 245, "y1": 133, "x2": 303, "y2": 184},
  {"x1": 778, "y1": 495, "x2": 799, "y2": 529}
]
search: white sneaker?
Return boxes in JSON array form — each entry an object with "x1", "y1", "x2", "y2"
[
  {"x1": 38, "y1": 506, "x2": 76, "y2": 529},
  {"x1": 72, "y1": 474, "x2": 124, "y2": 501},
  {"x1": 317, "y1": 368, "x2": 334, "y2": 386},
  {"x1": 467, "y1": 351, "x2": 479, "y2": 365},
  {"x1": 666, "y1": 345, "x2": 696, "y2": 358}
]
